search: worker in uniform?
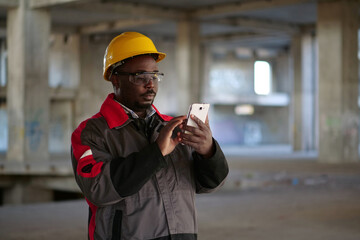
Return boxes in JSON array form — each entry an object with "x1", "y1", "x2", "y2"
[{"x1": 71, "y1": 32, "x2": 228, "y2": 240}]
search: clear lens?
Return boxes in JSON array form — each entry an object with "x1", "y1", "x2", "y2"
[{"x1": 130, "y1": 72, "x2": 164, "y2": 85}]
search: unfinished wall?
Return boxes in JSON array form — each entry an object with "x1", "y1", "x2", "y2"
[
  {"x1": 49, "y1": 34, "x2": 80, "y2": 88},
  {"x1": 48, "y1": 33, "x2": 294, "y2": 150},
  {"x1": 206, "y1": 49, "x2": 291, "y2": 147},
  {"x1": 148, "y1": 35, "x2": 179, "y2": 115},
  {"x1": 48, "y1": 34, "x2": 80, "y2": 154}
]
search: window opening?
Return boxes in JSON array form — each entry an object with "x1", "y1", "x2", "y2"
[{"x1": 254, "y1": 61, "x2": 271, "y2": 95}]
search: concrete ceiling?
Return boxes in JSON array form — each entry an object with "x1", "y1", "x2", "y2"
[{"x1": 3, "y1": 0, "x2": 320, "y2": 50}]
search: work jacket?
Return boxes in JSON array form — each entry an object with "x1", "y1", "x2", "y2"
[{"x1": 71, "y1": 93, "x2": 229, "y2": 240}]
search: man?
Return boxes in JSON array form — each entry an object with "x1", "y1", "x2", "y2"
[{"x1": 71, "y1": 32, "x2": 228, "y2": 240}]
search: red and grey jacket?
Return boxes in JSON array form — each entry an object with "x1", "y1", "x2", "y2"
[{"x1": 71, "y1": 93, "x2": 228, "y2": 240}]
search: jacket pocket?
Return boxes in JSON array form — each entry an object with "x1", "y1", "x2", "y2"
[{"x1": 112, "y1": 210, "x2": 122, "y2": 240}]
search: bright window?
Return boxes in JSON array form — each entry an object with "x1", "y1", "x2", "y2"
[{"x1": 254, "y1": 61, "x2": 271, "y2": 95}]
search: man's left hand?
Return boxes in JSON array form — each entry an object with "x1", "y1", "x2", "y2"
[{"x1": 179, "y1": 114, "x2": 214, "y2": 158}]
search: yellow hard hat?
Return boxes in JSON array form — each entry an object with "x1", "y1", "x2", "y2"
[{"x1": 103, "y1": 32, "x2": 166, "y2": 81}]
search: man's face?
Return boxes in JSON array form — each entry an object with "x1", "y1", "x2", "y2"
[{"x1": 111, "y1": 55, "x2": 159, "y2": 114}]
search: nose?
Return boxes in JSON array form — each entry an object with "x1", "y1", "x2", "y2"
[{"x1": 145, "y1": 78, "x2": 155, "y2": 88}]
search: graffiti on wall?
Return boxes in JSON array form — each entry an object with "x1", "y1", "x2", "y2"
[{"x1": 25, "y1": 109, "x2": 44, "y2": 152}]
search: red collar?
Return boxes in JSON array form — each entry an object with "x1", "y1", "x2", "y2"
[{"x1": 100, "y1": 93, "x2": 173, "y2": 129}]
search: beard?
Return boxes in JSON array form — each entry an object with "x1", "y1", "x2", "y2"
[
  {"x1": 135, "y1": 89, "x2": 156, "y2": 109},
  {"x1": 135, "y1": 101, "x2": 153, "y2": 109}
]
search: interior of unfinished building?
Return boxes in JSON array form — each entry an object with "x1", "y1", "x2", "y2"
[{"x1": 0, "y1": 0, "x2": 360, "y2": 239}]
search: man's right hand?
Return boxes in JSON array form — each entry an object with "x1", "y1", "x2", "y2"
[{"x1": 156, "y1": 116, "x2": 186, "y2": 156}]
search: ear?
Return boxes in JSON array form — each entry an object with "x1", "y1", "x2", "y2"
[
  {"x1": 110, "y1": 78, "x2": 121, "y2": 98},
  {"x1": 111, "y1": 77, "x2": 121, "y2": 89}
]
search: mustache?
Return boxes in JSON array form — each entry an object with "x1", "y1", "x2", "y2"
[{"x1": 141, "y1": 90, "x2": 156, "y2": 96}]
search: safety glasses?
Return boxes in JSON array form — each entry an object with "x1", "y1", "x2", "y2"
[{"x1": 112, "y1": 71, "x2": 164, "y2": 86}]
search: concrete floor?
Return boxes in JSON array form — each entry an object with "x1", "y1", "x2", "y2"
[
  {"x1": 197, "y1": 188, "x2": 360, "y2": 240},
  {"x1": 1, "y1": 159, "x2": 360, "y2": 240}
]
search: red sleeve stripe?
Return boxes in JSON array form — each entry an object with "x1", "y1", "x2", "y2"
[
  {"x1": 86, "y1": 198, "x2": 98, "y2": 240},
  {"x1": 71, "y1": 120, "x2": 91, "y2": 161},
  {"x1": 77, "y1": 154, "x2": 104, "y2": 178},
  {"x1": 71, "y1": 114, "x2": 104, "y2": 178},
  {"x1": 71, "y1": 112, "x2": 103, "y2": 161}
]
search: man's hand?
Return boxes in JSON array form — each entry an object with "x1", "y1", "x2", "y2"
[
  {"x1": 156, "y1": 116, "x2": 187, "y2": 156},
  {"x1": 179, "y1": 114, "x2": 214, "y2": 158}
]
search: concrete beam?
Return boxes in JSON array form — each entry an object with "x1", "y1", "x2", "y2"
[
  {"x1": 31, "y1": 176, "x2": 80, "y2": 192},
  {"x1": 0, "y1": 86, "x2": 76, "y2": 100},
  {"x1": 30, "y1": 0, "x2": 91, "y2": 8},
  {"x1": 202, "y1": 32, "x2": 285, "y2": 45},
  {"x1": 50, "y1": 87, "x2": 76, "y2": 100},
  {"x1": 71, "y1": 2, "x2": 186, "y2": 21},
  {"x1": 0, "y1": 0, "x2": 19, "y2": 8},
  {"x1": 202, "y1": 32, "x2": 260, "y2": 42},
  {"x1": 207, "y1": 17, "x2": 300, "y2": 35},
  {"x1": 192, "y1": 0, "x2": 314, "y2": 19},
  {"x1": 52, "y1": 25, "x2": 78, "y2": 34},
  {"x1": 0, "y1": 160, "x2": 73, "y2": 175},
  {"x1": 80, "y1": 18, "x2": 161, "y2": 35}
]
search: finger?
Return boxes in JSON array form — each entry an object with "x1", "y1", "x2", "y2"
[
  {"x1": 180, "y1": 137, "x2": 201, "y2": 150},
  {"x1": 169, "y1": 115, "x2": 187, "y2": 125},
  {"x1": 172, "y1": 135, "x2": 181, "y2": 145},
  {"x1": 165, "y1": 122, "x2": 183, "y2": 137},
  {"x1": 190, "y1": 114, "x2": 207, "y2": 130},
  {"x1": 180, "y1": 127, "x2": 206, "y2": 142},
  {"x1": 181, "y1": 125, "x2": 203, "y2": 138},
  {"x1": 183, "y1": 117, "x2": 210, "y2": 135},
  {"x1": 166, "y1": 116, "x2": 187, "y2": 130},
  {"x1": 173, "y1": 115, "x2": 187, "y2": 121}
]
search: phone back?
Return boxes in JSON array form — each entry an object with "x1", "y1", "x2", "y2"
[{"x1": 187, "y1": 103, "x2": 210, "y2": 128}]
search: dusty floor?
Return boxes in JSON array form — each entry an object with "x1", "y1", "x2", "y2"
[
  {"x1": 197, "y1": 187, "x2": 360, "y2": 240},
  {"x1": 1, "y1": 159, "x2": 360, "y2": 240},
  {"x1": 0, "y1": 186, "x2": 360, "y2": 240}
]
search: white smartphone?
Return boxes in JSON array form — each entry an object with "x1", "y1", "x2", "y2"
[{"x1": 185, "y1": 103, "x2": 210, "y2": 134}]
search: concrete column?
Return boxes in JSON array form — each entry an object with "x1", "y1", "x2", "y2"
[
  {"x1": 292, "y1": 32, "x2": 318, "y2": 152},
  {"x1": 291, "y1": 34, "x2": 303, "y2": 151},
  {"x1": 317, "y1": 0, "x2": 359, "y2": 163},
  {"x1": 176, "y1": 19, "x2": 201, "y2": 114},
  {"x1": 202, "y1": 45, "x2": 213, "y2": 101},
  {"x1": 6, "y1": 0, "x2": 50, "y2": 164},
  {"x1": 301, "y1": 33, "x2": 317, "y2": 151}
]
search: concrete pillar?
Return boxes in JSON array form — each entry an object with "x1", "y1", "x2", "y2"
[
  {"x1": 176, "y1": 19, "x2": 201, "y2": 114},
  {"x1": 301, "y1": 33, "x2": 317, "y2": 151},
  {"x1": 291, "y1": 34, "x2": 303, "y2": 151},
  {"x1": 317, "y1": 0, "x2": 359, "y2": 163},
  {"x1": 292, "y1": 32, "x2": 318, "y2": 152},
  {"x1": 202, "y1": 45, "x2": 213, "y2": 101},
  {"x1": 6, "y1": 0, "x2": 50, "y2": 164}
]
